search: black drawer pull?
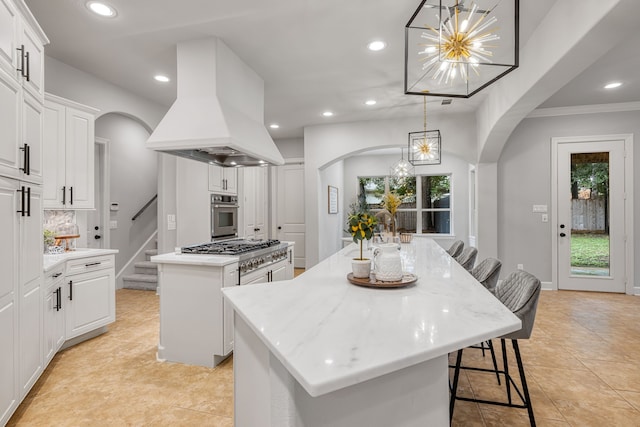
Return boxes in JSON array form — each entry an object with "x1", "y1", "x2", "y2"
[
  {"x1": 85, "y1": 262, "x2": 102, "y2": 267},
  {"x1": 69, "y1": 280, "x2": 73, "y2": 300},
  {"x1": 52, "y1": 272, "x2": 62, "y2": 278}
]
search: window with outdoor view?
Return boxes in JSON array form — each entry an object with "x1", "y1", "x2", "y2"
[{"x1": 357, "y1": 174, "x2": 451, "y2": 235}]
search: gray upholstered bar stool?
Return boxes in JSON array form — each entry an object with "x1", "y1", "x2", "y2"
[
  {"x1": 446, "y1": 240, "x2": 464, "y2": 258},
  {"x1": 455, "y1": 247, "x2": 477, "y2": 271},
  {"x1": 450, "y1": 270, "x2": 542, "y2": 427},
  {"x1": 470, "y1": 258, "x2": 503, "y2": 379},
  {"x1": 471, "y1": 257, "x2": 502, "y2": 294}
]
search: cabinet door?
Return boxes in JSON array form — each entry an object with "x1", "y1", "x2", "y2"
[
  {"x1": 19, "y1": 183, "x2": 42, "y2": 398},
  {"x1": 21, "y1": 90, "x2": 42, "y2": 183},
  {"x1": 270, "y1": 264, "x2": 288, "y2": 283},
  {"x1": 0, "y1": 0, "x2": 18, "y2": 79},
  {"x1": 43, "y1": 278, "x2": 64, "y2": 367},
  {"x1": 65, "y1": 268, "x2": 115, "y2": 339},
  {"x1": 18, "y1": 21, "x2": 44, "y2": 100},
  {"x1": 0, "y1": 294, "x2": 17, "y2": 426},
  {"x1": 0, "y1": 69, "x2": 20, "y2": 179},
  {"x1": 208, "y1": 164, "x2": 224, "y2": 193},
  {"x1": 65, "y1": 107, "x2": 94, "y2": 209},
  {"x1": 223, "y1": 167, "x2": 237, "y2": 194},
  {"x1": 42, "y1": 100, "x2": 65, "y2": 208},
  {"x1": 222, "y1": 267, "x2": 238, "y2": 355},
  {"x1": 254, "y1": 167, "x2": 267, "y2": 239},
  {"x1": 20, "y1": 184, "x2": 42, "y2": 289},
  {"x1": 19, "y1": 279, "x2": 41, "y2": 398},
  {"x1": 0, "y1": 176, "x2": 18, "y2": 426}
]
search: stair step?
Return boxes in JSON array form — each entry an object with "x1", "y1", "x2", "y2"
[
  {"x1": 122, "y1": 273, "x2": 158, "y2": 291},
  {"x1": 134, "y1": 261, "x2": 158, "y2": 275}
]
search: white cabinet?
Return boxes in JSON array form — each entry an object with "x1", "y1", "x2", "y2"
[
  {"x1": 0, "y1": 0, "x2": 19, "y2": 78},
  {"x1": 209, "y1": 164, "x2": 237, "y2": 195},
  {"x1": 242, "y1": 166, "x2": 268, "y2": 240},
  {"x1": 43, "y1": 266, "x2": 64, "y2": 366},
  {"x1": 64, "y1": 255, "x2": 115, "y2": 340},
  {"x1": 0, "y1": 175, "x2": 19, "y2": 426},
  {"x1": 43, "y1": 94, "x2": 98, "y2": 209},
  {"x1": 18, "y1": 183, "x2": 42, "y2": 399},
  {"x1": 0, "y1": 0, "x2": 46, "y2": 183}
]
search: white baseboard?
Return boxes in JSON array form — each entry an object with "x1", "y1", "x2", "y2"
[{"x1": 541, "y1": 281, "x2": 554, "y2": 291}]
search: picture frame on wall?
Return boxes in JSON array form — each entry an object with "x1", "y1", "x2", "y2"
[{"x1": 328, "y1": 186, "x2": 338, "y2": 214}]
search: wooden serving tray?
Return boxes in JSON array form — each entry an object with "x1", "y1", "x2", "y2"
[{"x1": 347, "y1": 273, "x2": 418, "y2": 288}]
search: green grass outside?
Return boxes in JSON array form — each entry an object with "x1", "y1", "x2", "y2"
[{"x1": 571, "y1": 234, "x2": 610, "y2": 268}]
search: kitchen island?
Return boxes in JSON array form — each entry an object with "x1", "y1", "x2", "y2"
[
  {"x1": 151, "y1": 241, "x2": 294, "y2": 368},
  {"x1": 222, "y1": 238, "x2": 520, "y2": 426}
]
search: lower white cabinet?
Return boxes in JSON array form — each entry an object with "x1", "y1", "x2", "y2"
[
  {"x1": 0, "y1": 293, "x2": 18, "y2": 425},
  {"x1": 64, "y1": 255, "x2": 115, "y2": 340},
  {"x1": 43, "y1": 266, "x2": 65, "y2": 366}
]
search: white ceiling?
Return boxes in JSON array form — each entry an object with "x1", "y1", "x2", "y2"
[{"x1": 23, "y1": 0, "x2": 640, "y2": 139}]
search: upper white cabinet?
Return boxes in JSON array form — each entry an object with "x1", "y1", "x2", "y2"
[
  {"x1": 43, "y1": 94, "x2": 98, "y2": 209},
  {"x1": 209, "y1": 164, "x2": 237, "y2": 195},
  {"x1": 0, "y1": 0, "x2": 47, "y2": 184}
]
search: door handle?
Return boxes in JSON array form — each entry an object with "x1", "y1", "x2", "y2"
[
  {"x1": 69, "y1": 186, "x2": 73, "y2": 205},
  {"x1": 26, "y1": 186, "x2": 31, "y2": 217},
  {"x1": 16, "y1": 186, "x2": 25, "y2": 216},
  {"x1": 68, "y1": 280, "x2": 73, "y2": 300},
  {"x1": 62, "y1": 186, "x2": 66, "y2": 205},
  {"x1": 20, "y1": 144, "x2": 28, "y2": 174},
  {"x1": 560, "y1": 233, "x2": 566, "y2": 237},
  {"x1": 25, "y1": 51, "x2": 30, "y2": 81}
]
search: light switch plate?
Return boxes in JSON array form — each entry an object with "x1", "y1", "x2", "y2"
[
  {"x1": 532, "y1": 204, "x2": 548, "y2": 213},
  {"x1": 541, "y1": 214, "x2": 549, "y2": 222},
  {"x1": 109, "y1": 220, "x2": 118, "y2": 229}
]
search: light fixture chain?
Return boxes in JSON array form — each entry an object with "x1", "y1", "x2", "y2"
[{"x1": 423, "y1": 96, "x2": 427, "y2": 132}]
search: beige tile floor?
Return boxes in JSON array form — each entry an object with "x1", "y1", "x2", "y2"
[{"x1": 8, "y1": 285, "x2": 640, "y2": 426}]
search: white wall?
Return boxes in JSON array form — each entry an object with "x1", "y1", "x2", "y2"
[
  {"x1": 498, "y1": 110, "x2": 639, "y2": 285},
  {"x1": 342, "y1": 152, "x2": 471, "y2": 247},
  {"x1": 275, "y1": 138, "x2": 304, "y2": 159},
  {"x1": 44, "y1": 56, "x2": 167, "y2": 130},
  {"x1": 95, "y1": 113, "x2": 158, "y2": 272},
  {"x1": 304, "y1": 114, "x2": 476, "y2": 268},
  {"x1": 318, "y1": 160, "x2": 344, "y2": 262}
]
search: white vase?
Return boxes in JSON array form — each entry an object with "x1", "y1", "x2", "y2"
[
  {"x1": 352, "y1": 258, "x2": 372, "y2": 279},
  {"x1": 373, "y1": 243, "x2": 403, "y2": 282}
]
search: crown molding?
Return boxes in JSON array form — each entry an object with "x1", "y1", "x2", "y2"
[{"x1": 527, "y1": 102, "x2": 640, "y2": 118}]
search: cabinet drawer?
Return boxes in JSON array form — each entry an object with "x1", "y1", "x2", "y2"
[
  {"x1": 45, "y1": 265, "x2": 65, "y2": 286},
  {"x1": 66, "y1": 255, "x2": 114, "y2": 276}
]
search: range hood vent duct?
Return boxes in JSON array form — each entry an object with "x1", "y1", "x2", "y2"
[{"x1": 146, "y1": 38, "x2": 284, "y2": 167}]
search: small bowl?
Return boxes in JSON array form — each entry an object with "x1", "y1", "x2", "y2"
[{"x1": 400, "y1": 233, "x2": 413, "y2": 244}]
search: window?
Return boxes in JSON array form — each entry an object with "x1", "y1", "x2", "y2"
[{"x1": 357, "y1": 174, "x2": 451, "y2": 235}]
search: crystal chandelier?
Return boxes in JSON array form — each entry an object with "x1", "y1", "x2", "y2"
[
  {"x1": 405, "y1": 0, "x2": 519, "y2": 98},
  {"x1": 408, "y1": 97, "x2": 441, "y2": 165},
  {"x1": 390, "y1": 147, "x2": 415, "y2": 179}
]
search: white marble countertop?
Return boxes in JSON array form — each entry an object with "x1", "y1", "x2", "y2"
[
  {"x1": 44, "y1": 248, "x2": 118, "y2": 272},
  {"x1": 150, "y1": 252, "x2": 240, "y2": 267},
  {"x1": 150, "y1": 241, "x2": 295, "y2": 267},
  {"x1": 222, "y1": 238, "x2": 521, "y2": 397}
]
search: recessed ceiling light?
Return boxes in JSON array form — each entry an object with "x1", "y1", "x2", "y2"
[
  {"x1": 230, "y1": 161, "x2": 237, "y2": 166},
  {"x1": 154, "y1": 75, "x2": 170, "y2": 83},
  {"x1": 269, "y1": 123, "x2": 280, "y2": 129},
  {"x1": 367, "y1": 40, "x2": 386, "y2": 51},
  {"x1": 259, "y1": 160, "x2": 266, "y2": 164},
  {"x1": 86, "y1": 1, "x2": 117, "y2": 17},
  {"x1": 604, "y1": 82, "x2": 622, "y2": 89},
  {"x1": 322, "y1": 111, "x2": 334, "y2": 117},
  {"x1": 365, "y1": 100, "x2": 377, "y2": 106}
]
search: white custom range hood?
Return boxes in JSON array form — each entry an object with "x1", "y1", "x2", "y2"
[{"x1": 147, "y1": 38, "x2": 284, "y2": 167}]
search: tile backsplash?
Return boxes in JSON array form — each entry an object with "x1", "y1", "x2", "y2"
[{"x1": 43, "y1": 210, "x2": 76, "y2": 233}]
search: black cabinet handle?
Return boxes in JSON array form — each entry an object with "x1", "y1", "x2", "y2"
[
  {"x1": 62, "y1": 186, "x2": 66, "y2": 205},
  {"x1": 24, "y1": 51, "x2": 30, "y2": 82},
  {"x1": 20, "y1": 144, "x2": 28, "y2": 174},
  {"x1": 26, "y1": 187, "x2": 31, "y2": 217},
  {"x1": 16, "y1": 45, "x2": 25, "y2": 77},
  {"x1": 85, "y1": 262, "x2": 101, "y2": 267},
  {"x1": 70, "y1": 186, "x2": 73, "y2": 205},
  {"x1": 54, "y1": 287, "x2": 61, "y2": 311},
  {"x1": 560, "y1": 233, "x2": 566, "y2": 237},
  {"x1": 26, "y1": 144, "x2": 30, "y2": 175},
  {"x1": 16, "y1": 186, "x2": 25, "y2": 216},
  {"x1": 68, "y1": 280, "x2": 73, "y2": 300},
  {"x1": 52, "y1": 272, "x2": 62, "y2": 278},
  {"x1": 289, "y1": 249, "x2": 292, "y2": 264}
]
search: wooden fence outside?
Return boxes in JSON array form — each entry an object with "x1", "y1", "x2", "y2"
[{"x1": 572, "y1": 199, "x2": 606, "y2": 231}]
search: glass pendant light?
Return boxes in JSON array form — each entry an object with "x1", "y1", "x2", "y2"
[{"x1": 391, "y1": 147, "x2": 415, "y2": 179}]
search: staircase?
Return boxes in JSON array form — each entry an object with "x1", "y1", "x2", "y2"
[{"x1": 122, "y1": 248, "x2": 158, "y2": 291}]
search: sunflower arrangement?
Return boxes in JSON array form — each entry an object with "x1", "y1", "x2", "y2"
[{"x1": 348, "y1": 212, "x2": 377, "y2": 260}]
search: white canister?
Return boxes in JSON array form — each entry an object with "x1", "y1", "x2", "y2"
[{"x1": 373, "y1": 243, "x2": 403, "y2": 282}]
